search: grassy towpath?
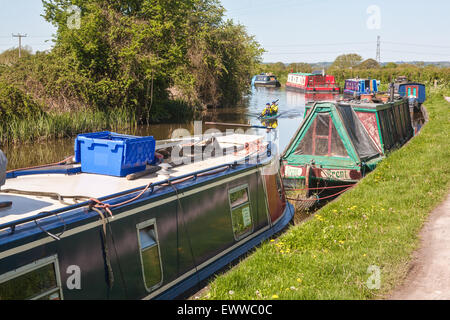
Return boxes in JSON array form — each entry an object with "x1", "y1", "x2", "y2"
[
  {"x1": 202, "y1": 93, "x2": 450, "y2": 300},
  {"x1": 388, "y1": 193, "x2": 450, "y2": 299}
]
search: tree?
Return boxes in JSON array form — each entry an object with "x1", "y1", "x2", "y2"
[
  {"x1": 330, "y1": 54, "x2": 363, "y2": 69},
  {"x1": 20, "y1": 0, "x2": 264, "y2": 117},
  {"x1": 287, "y1": 62, "x2": 312, "y2": 73},
  {"x1": 383, "y1": 62, "x2": 398, "y2": 69},
  {"x1": 357, "y1": 58, "x2": 380, "y2": 69}
]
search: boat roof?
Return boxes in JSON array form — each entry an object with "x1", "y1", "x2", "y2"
[
  {"x1": 345, "y1": 78, "x2": 377, "y2": 81},
  {"x1": 289, "y1": 72, "x2": 314, "y2": 76},
  {"x1": 398, "y1": 82, "x2": 425, "y2": 87},
  {"x1": 0, "y1": 133, "x2": 267, "y2": 227},
  {"x1": 282, "y1": 101, "x2": 384, "y2": 165}
]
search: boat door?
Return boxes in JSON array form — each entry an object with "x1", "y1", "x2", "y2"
[{"x1": 407, "y1": 85, "x2": 418, "y2": 98}]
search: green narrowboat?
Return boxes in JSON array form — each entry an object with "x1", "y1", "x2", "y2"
[
  {"x1": 0, "y1": 133, "x2": 294, "y2": 300},
  {"x1": 281, "y1": 97, "x2": 413, "y2": 192}
]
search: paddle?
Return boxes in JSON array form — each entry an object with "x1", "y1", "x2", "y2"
[{"x1": 204, "y1": 122, "x2": 274, "y2": 130}]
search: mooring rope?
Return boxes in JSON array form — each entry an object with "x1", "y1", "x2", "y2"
[{"x1": 6, "y1": 156, "x2": 74, "y2": 174}]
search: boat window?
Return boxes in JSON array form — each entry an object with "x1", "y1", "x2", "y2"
[
  {"x1": 229, "y1": 185, "x2": 253, "y2": 240},
  {"x1": 294, "y1": 114, "x2": 349, "y2": 158},
  {"x1": 137, "y1": 221, "x2": 163, "y2": 292},
  {"x1": 0, "y1": 256, "x2": 62, "y2": 300},
  {"x1": 330, "y1": 124, "x2": 348, "y2": 157}
]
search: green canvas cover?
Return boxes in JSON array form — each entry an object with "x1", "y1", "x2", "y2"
[{"x1": 283, "y1": 102, "x2": 382, "y2": 170}]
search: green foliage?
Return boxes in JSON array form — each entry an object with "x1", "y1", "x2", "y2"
[
  {"x1": 357, "y1": 58, "x2": 380, "y2": 69},
  {"x1": 287, "y1": 63, "x2": 313, "y2": 74},
  {"x1": 0, "y1": 0, "x2": 263, "y2": 143},
  {"x1": 0, "y1": 81, "x2": 43, "y2": 119},
  {"x1": 0, "y1": 47, "x2": 33, "y2": 66},
  {"x1": 330, "y1": 53, "x2": 363, "y2": 70}
]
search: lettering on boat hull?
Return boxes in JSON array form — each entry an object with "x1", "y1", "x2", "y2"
[{"x1": 320, "y1": 169, "x2": 352, "y2": 181}]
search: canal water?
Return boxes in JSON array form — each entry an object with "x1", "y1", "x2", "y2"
[
  {"x1": 1, "y1": 87, "x2": 424, "y2": 170},
  {"x1": 2, "y1": 87, "x2": 319, "y2": 170}
]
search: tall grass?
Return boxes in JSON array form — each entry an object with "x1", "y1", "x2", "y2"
[
  {"x1": 0, "y1": 108, "x2": 138, "y2": 145},
  {"x1": 204, "y1": 93, "x2": 450, "y2": 300}
]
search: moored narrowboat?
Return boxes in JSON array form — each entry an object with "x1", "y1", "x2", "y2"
[
  {"x1": 286, "y1": 71, "x2": 340, "y2": 93},
  {"x1": 0, "y1": 132, "x2": 294, "y2": 300},
  {"x1": 251, "y1": 73, "x2": 281, "y2": 87},
  {"x1": 281, "y1": 97, "x2": 413, "y2": 193},
  {"x1": 397, "y1": 82, "x2": 426, "y2": 112},
  {"x1": 343, "y1": 78, "x2": 379, "y2": 98}
]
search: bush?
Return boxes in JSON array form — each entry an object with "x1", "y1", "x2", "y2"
[{"x1": 0, "y1": 82, "x2": 43, "y2": 119}]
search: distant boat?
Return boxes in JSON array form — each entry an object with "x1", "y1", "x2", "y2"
[
  {"x1": 397, "y1": 81, "x2": 426, "y2": 112},
  {"x1": 285, "y1": 71, "x2": 340, "y2": 93},
  {"x1": 343, "y1": 78, "x2": 379, "y2": 98},
  {"x1": 251, "y1": 73, "x2": 281, "y2": 87}
]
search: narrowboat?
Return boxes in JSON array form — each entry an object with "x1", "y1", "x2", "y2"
[
  {"x1": 0, "y1": 132, "x2": 294, "y2": 300},
  {"x1": 251, "y1": 73, "x2": 281, "y2": 87},
  {"x1": 397, "y1": 82, "x2": 426, "y2": 112},
  {"x1": 343, "y1": 78, "x2": 379, "y2": 98},
  {"x1": 281, "y1": 97, "x2": 413, "y2": 192},
  {"x1": 286, "y1": 71, "x2": 340, "y2": 93}
]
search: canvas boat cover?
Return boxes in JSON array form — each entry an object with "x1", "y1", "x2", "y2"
[
  {"x1": 283, "y1": 102, "x2": 381, "y2": 166},
  {"x1": 336, "y1": 104, "x2": 380, "y2": 160},
  {"x1": 0, "y1": 150, "x2": 6, "y2": 187}
]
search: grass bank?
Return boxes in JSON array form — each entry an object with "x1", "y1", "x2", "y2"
[{"x1": 203, "y1": 92, "x2": 450, "y2": 300}]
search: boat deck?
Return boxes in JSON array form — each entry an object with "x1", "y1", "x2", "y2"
[{"x1": 0, "y1": 134, "x2": 267, "y2": 226}]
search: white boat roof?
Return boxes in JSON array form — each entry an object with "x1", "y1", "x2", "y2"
[{"x1": 0, "y1": 134, "x2": 266, "y2": 227}]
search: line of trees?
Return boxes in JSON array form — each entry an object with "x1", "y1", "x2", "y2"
[{"x1": 259, "y1": 54, "x2": 450, "y2": 91}]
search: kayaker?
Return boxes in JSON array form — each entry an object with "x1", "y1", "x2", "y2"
[
  {"x1": 261, "y1": 103, "x2": 271, "y2": 117},
  {"x1": 270, "y1": 101, "x2": 279, "y2": 114}
]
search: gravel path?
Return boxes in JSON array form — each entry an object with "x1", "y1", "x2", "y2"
[{"x1": 389, "y1": 192, "x2": 450, "y2": 300}]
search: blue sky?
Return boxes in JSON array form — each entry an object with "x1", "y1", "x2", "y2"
[{"x1": 1, "y1": 0, "x2": 449, "y2": 63}]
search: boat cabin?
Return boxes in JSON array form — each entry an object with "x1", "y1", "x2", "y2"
[
  {"x1": 344, "y1": 78, "x2": 379, "y2": 97},
  {"x1": 397, "y1": 82, "x2": 426, "y2": 111},
  {"x1": 286, "y1": 72, "x2": 340, "y2": 93},
  {"x1": 252, "y1": 73, "x2": 281, "y2": 87}
]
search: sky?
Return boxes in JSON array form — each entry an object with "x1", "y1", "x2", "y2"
[{"x1": 0, "y1": 0, "x2": 449, "y2": 63}]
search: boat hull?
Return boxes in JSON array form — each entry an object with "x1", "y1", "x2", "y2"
[
  {"x1": 286, "y1": 83, "x2": 340, "y2": 93},
  {"x1": 254, "y1": 81, "x2": 281, "y2": 87}
]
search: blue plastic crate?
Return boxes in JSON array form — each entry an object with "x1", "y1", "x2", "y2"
[{"x1": 74, "y1": 131, "x2": 156, "y2": 177}]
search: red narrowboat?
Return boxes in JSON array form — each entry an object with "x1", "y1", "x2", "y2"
[{"x1": 286, "y1": 71, "x2": 340, "y2": 93}]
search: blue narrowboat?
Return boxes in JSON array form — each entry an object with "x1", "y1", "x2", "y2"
[
  {"x1": 0, "y1": 133, "x2": 294, "y2": 300},
  {"x1": 397, "y1": 82, "x2": 426, "y2": 112},
  {"x1": 343, "y1": 78, "x2": 379, "y2": 97},
  {"x1": 251, "y1": 73, "x2": 281, "y2": 87}
]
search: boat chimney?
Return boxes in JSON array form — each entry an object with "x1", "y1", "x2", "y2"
[{"x1": 0, "y1": 149, "x2": 6, "y2": 189}]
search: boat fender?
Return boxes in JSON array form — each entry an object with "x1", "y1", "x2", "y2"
[{"x1": 0, "y1": 149, "x2": 7, "y2": 189}]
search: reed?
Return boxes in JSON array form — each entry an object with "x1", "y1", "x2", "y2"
[{"x1": 0, "y1": 108, "x2": 138, "y2": 145}]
